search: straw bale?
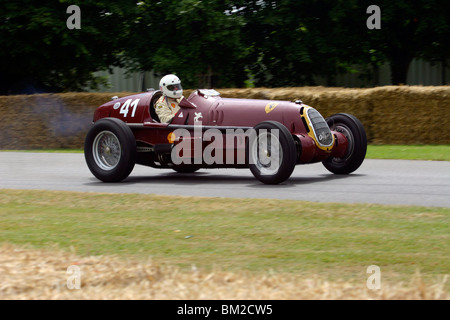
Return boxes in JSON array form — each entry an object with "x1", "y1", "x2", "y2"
[{"x1": 0, "y1": 86, "x2": 448, "y2": 149}]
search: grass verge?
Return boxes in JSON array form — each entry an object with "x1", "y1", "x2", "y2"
[
  {"x1": 0, "y1": 149, "x2": 84, "y2": 153},
  {"x1": 0, "y1": 189, "x2": 448, "y2": 288},
  {"x1": 366, "y1": 145, "x2": 450, "y2": 161},
  {"x1": 1, "y1": 145, "x2": 449, "y2": 161}
]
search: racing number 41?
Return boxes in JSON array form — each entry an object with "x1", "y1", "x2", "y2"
[{"x1": 119, "y1": 99, "x2": 140, "y2": 118}]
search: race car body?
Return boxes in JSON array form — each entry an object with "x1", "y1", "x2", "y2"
[{"x1": 85, "y1": 89, "x2": 367, "y2": 184}]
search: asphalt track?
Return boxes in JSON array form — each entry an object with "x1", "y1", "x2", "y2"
[{"x1": 1, "y1": 152, "x2": 449, "y2": 208}]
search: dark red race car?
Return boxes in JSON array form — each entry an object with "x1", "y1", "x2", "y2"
[{"x1": 84, "y1": 89, "x2": 367, "y2": 184}]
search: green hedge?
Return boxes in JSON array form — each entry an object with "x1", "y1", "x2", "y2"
[{"x1": 0, "y1": 86, "x2": 449, "y2": 149}]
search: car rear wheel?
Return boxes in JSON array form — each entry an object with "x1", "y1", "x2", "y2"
[
  {"x1": 322, "y1": 113, "x2": 367, "y2": 174},
  {"x1": 248, "y1": 121, "x2": 297, "y2": 184},
  {"x1": 84, "y1": 118, "x2": 136, "y2": 182}
]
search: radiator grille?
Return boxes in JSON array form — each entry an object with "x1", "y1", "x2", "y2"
[{"x1": 306, "y1": 108, "x2": 333, "y2": 147}]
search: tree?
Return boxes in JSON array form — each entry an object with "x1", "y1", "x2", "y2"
[
  {"x1": 124, "y1": 0, "x2": 248, "y2": 88},
  {"x1": 0, "y1": 0, "x2": 135, "y2": 94},
  {"x1": 359, "y1": 0, "x2": 450, "y2": 84},
  {"x1": 238, "y1": 0, "x2": 364, "y2": 87},
  {"x1": 321, "y1": 0, "x2": 450, "y2": 85},
  {"x1": 1, "y1": 0, "x2": 447, "y2": 93},
  {"x1": 239, "y1": 0, "x2": 450, "y2": 86}
]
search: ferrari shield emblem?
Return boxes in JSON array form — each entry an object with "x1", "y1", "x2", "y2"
[{"x1": 265, "y1": 102, "x2": 279, "y2": 114}]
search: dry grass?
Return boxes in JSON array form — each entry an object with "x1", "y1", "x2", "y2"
[{"x1": 1, "y1": 244, "x2": 447, "y2": 300}]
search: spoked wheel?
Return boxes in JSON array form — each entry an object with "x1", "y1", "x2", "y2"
[
  {"x1": 84, "y1": 118, "x2": 136, "y2": 182},
  {"x1": 92, "y1": 131, "x2": 121, "y2": 170},
  {"x1": 323, "y1": 113, "x2": 367, "y2": 174},
  {"x1": 248, "y1": 121, "x2": 297, "y2": 184}
]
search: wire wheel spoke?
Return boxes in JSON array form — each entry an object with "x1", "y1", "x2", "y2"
[
  {"x1": 333, "y1": 124, "x2": 354, "y2": 162},
  {"x1": 93, "y1": 131, "x2": 121, "y2": 171},
  {"x1": 252, "y1": 131, "x2": 282, "y2": 175}
]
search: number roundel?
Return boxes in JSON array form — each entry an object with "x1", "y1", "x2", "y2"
[{"x1": 118, "y1": 98, "x2": 140, "y2": 118}]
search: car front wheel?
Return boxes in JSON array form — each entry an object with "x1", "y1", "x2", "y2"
[{"x1": 322, "y1": 113, "x2": 367, "y2": 174}]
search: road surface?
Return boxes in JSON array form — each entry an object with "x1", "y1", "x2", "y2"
[{"x1": 1, "y1": 152, "x2": 449, "y2": 207}]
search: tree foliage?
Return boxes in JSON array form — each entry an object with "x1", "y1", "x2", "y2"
[
  {"x1": 239, "y1": 0, "x2": 449, "y2": 86},
  {"x1": 345, "y1": 0, "x2": 450, "y2": 84},
  {"x1": 0, "y1": 0, "x2": 448, "y2": 94},
  {"x1": 238, "y1": 0, "x2": 356, "y2": 86},
  {"x1": 0, "y1": 0, "x2": 135, "y2": 94},
  {"x1": 124, "y1": 0, "x2": 248, "y2": 88}
]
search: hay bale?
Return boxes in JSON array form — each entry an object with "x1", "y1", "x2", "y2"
[
  {"x1": 369, "y1": 86, "x2": 450, "y2": 144},
  {"x1": 0, "y1": 86, "x2": 448, "y2": 149},
  {"x1": 0, "y1": 92, "x2": 136, "y2": 149}
]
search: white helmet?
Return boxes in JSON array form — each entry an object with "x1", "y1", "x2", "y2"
[{"x1": 159, "y1": 74, "x2": 183, "y2": 99}]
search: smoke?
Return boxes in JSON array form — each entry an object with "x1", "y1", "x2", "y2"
[
  {"x1": 0, "y1": 94, "x2": 94, "y2": 149},
  {"x1": 32, "y1": 95, "x2": 92, "y2": 139}
]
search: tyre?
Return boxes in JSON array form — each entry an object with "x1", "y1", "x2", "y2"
[
  {"x1": 322, "y1": 113, "x2": 367, "y2": 174},
  {"x1": 84, "y1": 118, "x2": 136, "y2": 182},
  {"x1": 248, "y1": 121, "x2": 297, "y2": 184}
]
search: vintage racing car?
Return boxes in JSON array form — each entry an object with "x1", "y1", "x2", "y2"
[{"x1": 84, "y1": 89, "x2": 367, "y2": 184}]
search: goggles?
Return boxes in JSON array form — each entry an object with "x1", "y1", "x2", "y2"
[{"x1": 167, "y1": 84, "x2": 182, "y2": 91}]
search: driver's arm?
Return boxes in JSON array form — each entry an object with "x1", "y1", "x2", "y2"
[{"x1": 155, "y1": 101, "x2": 175, "y2": 123}]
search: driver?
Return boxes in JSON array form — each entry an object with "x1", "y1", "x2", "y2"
[{"x1": 154, "y1": 74, "x2": 183, "y2": 123}]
